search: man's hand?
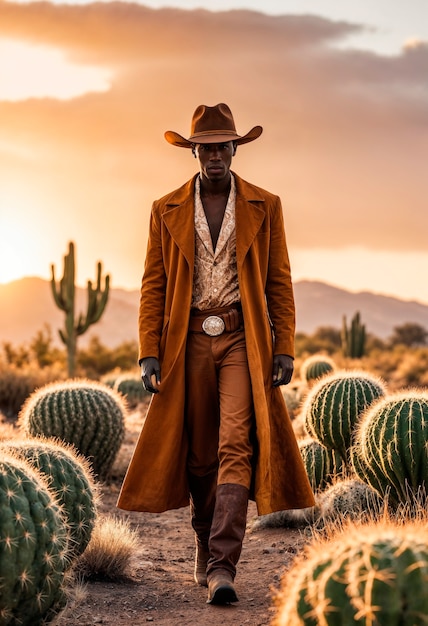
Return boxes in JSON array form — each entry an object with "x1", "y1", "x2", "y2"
[
  {"x1": 273, "y1": 354, "x2": 294, "y2": 387},
  {"x1": 141, "y1": 357, "x2": 161, "y2": 394}
]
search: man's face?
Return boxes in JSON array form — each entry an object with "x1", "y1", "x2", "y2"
[{"x1": 194, "y1": 141, "x2": 236, "y2": 183}]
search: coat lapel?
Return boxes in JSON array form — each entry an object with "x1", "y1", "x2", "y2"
[
  {"x1": 234, "y1": 174, "x2": 266, "y2": 269},
  {"x1": 161, "y1": 177, "x2": 196, "y2": 268},
  {"x1": 161, "y1": 173, "x2": 266, "y2": 270}
]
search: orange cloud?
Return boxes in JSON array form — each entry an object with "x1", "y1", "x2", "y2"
[{"x1": 0, "y1": 1, "x2": 427, "y2": 288}]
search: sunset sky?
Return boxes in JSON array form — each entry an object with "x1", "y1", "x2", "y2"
[{"x1": 0, "y1": 0, "x2": 427, "y2": 304}]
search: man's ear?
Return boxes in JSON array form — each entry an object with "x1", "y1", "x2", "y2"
[
  {"x1": 191, "y1": 144, "x2": 197, "y2": 158},
  {"x1": 232, "y1": 142, "x2": 237, "y2": 156}
]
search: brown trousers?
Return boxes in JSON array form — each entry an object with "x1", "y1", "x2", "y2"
[{"x1": 184, "y1": 310, "x2": 254, "y2": 489}]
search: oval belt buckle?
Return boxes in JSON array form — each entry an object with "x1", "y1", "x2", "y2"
[{"x1": 202, "y1": 315, "x2": 225, "y2": 336}]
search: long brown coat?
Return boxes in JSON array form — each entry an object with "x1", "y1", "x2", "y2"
[{"x1": 117, "y1": 172, "x2": 315, "y2": 515}]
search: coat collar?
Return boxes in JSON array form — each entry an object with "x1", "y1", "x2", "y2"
[{"x1": 161, "y1": 172, "x2": 266, "y2": 269}]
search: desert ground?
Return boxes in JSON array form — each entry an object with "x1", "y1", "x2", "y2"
[{"x1": 54, "y1": 402, "x2": 308, "y2": 626}]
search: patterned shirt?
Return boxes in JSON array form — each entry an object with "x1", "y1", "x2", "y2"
[{"x1": 191, "y1": 175, "x2": 241, "y2": 310}]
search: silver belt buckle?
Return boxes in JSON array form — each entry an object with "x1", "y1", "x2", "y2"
[{"x1": 202, "y1": 315, "x2": 225, "y2": 336}]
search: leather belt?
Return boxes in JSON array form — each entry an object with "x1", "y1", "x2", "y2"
[{"x1": 188, "y1": 307, "x2": 244, "y2": 336}]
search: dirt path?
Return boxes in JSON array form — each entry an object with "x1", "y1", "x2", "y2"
[
  {"x1": 57, "y1": 483, "x2": 306, "y2": 626},
  {"x1": 54, "y1": 404, "x2": 308, "y2": 626}
]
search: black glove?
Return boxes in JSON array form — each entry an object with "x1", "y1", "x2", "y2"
[
  {"x1": 140, "y1": 357, "x2": 161, "y2": 394},
  {"x1": 272, "y1": 354, "x2": 294, "y2": 387}
]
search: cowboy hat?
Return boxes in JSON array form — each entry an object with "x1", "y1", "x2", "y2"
[{"x1": 164, "y1": 103, "x2": 263, "y2": 148}]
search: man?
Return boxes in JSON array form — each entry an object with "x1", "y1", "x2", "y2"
[{"x1": 117, "y1": 103, "x2": 315, "y2": 605}]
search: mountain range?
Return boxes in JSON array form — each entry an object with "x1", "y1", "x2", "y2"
[{"x1": 1, "y1": 277, "x2": 428, "y2": 348}]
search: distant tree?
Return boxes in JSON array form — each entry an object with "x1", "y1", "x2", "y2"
[
  {"x1": 295, "y1": 326, "x2": 341, "y2": 356},
  {"x1": 29, "y1": 324, "x2": 65, "y2": 368},
  {"x1": 312, "y1": 326, "x2": 342, "y2": 351},
  {"x1": 77, "y1": 336, "x2": 138, "y2": 378},
  {"x1": 389, "y1": 322, "x2": 428, "y2": 348},
  {"x1": 2, "y1": 342, "x2": 30, "y2": 368}
]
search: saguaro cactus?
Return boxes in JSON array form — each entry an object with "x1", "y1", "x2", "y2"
[
  {"x1": 341, "y1": 311, "x2": 366, "y2": 358},
  {"x1": 51, "y1": 241, "x2": 110, "y2": 376},
  {"x1": 273, "y1": 519, "x2": 428, "y2": 625}
]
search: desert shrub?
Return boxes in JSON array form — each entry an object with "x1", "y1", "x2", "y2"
[
  {"x1": 75, "y1": 516, "x2": 139, "y2": 581},
  {"x1": 77, "y1": 337, "x2": 138, "y2": 378},
  {"x1": 317, "y1": 477, "x2": 383, "y2": 522},
  {"x1": 389, "y1": 349, "x2": 428, "y2": 388},
  {"x1": 0, "y1": 412, "x2": 19, "y2": 441},
  {"x1": 0, "y1": 362, "x2": 64, "y2": 420},
  {"x1": 250, "y1": 507, "x2": 316, "y2": 531},
  {"x1": 295, "y1": 326, "x2": 341, "y2": 356}
]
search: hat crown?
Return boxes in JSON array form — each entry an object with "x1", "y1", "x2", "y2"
[
  {"x1": 191, "y1": 103, "x2": 237, "y2": 137},
  {"x1": 164, "y1": 102, "x2": 262, "y2": 147}
]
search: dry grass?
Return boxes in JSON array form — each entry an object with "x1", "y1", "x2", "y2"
[
  {"x1": 52, "y1": 577, "x2": 88, "y2": 626},
  {"x1": 74, "y1": 516, "x2": 140, "y2": 582},
  {"x1": 0, "y1": 416, "x2": 22, "y2": 441}
]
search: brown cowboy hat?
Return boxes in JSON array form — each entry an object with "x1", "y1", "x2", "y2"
[{"x1": 164, "y1": 103, "x2": 263, "y2": 148}]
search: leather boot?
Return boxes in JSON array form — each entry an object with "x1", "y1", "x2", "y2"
[
  {"x1": 206, "y1": 483, "x2": 249, "y2": 604},
  {"x1": 188, "y1": 471, "x2": 217, "y2": 587}
]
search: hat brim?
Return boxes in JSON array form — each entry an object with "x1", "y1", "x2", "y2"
[{"x1": 164, "y1": 125, "x2": 263, "y2": 148}]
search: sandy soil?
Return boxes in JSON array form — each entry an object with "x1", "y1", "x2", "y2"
[{"x1": 54, "y1": 403, "x2": 309, "y2": 626}]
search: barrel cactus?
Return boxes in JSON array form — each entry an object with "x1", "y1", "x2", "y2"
[
  {"x1": 113, "y1": 373, "x2": 148, "y2": 409},
  {"x1": 0, "y1": 452, "x2": 69, "y2": 625},
  {"x1": 19, "y1": 379, "x2": 127, "y2": 480},
  {"x1": 298, "y1": 438, "x2": 343, "y2": 492},
  {"x1": 300, "y1": 355, "x2": 335, "y2": 385},
  {"x1": 304, "y1": 370, "x2": 386, "y2": 463},
  {"x1": 273, "y1": 519, "x2": 428, "y2": 625},
  {"x1": 317, "y1": 477, "x2": 382, "y2": 522},
  {"x1": 352, "y1": 390, "x2": 428, "y2": 507},
  {"x1": 1, "y1": 438, "x2": 97, "y2": 558}
]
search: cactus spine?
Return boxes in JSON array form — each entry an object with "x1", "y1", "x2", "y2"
[
  {"x1": 2, "y1": 438, "x2": 97, "y2": 558},
  {"x1": 19, "y1": 379, "x2": 126, "y2": 480},
  {"x1": 298, "y1": 438, "x2": 343, "y2": 492},
  {"x1": 304, "y1": 370, "x2": 386, "y2": 463},
  {"x1": 0, "y1": 453, "x2": 69, "y2": 625},
  {"x1": 341, "y1": 311, "x2": 366, "y2": 358},
  {"x1": 352, "y1": 391, "x2": 428, "y2": 506},
  {"x1": 273, "y1": 519, "x2": 428, "y2": 625},
  {"x1": 51, "y1": 241, "x2": 110, "y2": 376}
]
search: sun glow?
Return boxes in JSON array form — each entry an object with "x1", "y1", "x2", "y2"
[
  {"x1": 0, "y1": 211, "x2": 43, "y2": 284},
  {"x1": 0, "y1": 38, "x2": 112, "y2": 101}
]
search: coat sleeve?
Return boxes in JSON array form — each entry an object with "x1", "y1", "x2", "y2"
[
  {"x1": 265, "y1": 197, "x2": 296, "y2": 358},
  {"x1": 138, "y1": 201, "x2": 167, "y2": 361}
]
